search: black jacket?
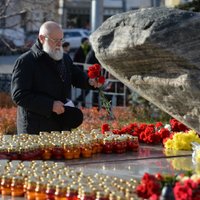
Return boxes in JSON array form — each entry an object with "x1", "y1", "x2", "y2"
[
  {"x1": 85, "y1": 49, "x2": 99, "y2": 65},
  {"x1": 73, "y1": 46, "x2": 90, "y2": 70},
  {"x1": 11, "y1": 40, "x2": 91, "y2": 134}
]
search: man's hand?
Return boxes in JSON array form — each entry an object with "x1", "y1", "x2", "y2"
[
  {"x1": 89, "y1": 78, "x2": 103, "y2": 88},
  {"x1": 52, "y1": 101, "x2": 65, "y2": 115}
]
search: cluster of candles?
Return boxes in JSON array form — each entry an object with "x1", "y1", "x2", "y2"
[
  {"x1": 0, "y1": 160, "x2": 138, "y2": 199},
  {"x1": 0, "y1": 129, "x2": 139, "y2": 160}
]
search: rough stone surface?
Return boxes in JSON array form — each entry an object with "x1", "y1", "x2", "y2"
[{"x1": 90, "y1": 7, "x2": 200, "y2": 132}]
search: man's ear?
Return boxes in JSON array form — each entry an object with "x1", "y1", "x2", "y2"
[{"x1": 39, "y1": 34, "x2": 45, "y2": 44}]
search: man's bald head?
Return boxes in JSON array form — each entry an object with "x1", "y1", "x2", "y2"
[{"x1": 39, "y1": 21, "x2": 62, "y2": 36}]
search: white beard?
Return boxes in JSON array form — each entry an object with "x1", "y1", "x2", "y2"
[{"x1": 43, "y1": 42, "x2": 63, "y2": 61}]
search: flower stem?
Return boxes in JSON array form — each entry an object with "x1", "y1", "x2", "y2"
[{"x1": 99, "y1": 89, "x2": 115, "y2": 120}]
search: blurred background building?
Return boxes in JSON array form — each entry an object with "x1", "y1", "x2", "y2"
[
  {"x1": 0, "y1": 0, "x2": 194, "y2": 53},
  {"x1": 0, "y1": 0, "x2": 194, "y2": 32}
]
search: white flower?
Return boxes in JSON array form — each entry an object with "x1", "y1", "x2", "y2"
[{"x1": 164, "y1": 124, "x2": 171, "y2": 131}]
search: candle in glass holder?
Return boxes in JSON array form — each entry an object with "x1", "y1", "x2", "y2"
[
  {"x1": 51, "y1": 144, "x2": 64, "y2": 160},
  {"x1": 11, "y1": 176, "x2": 24, "y2": 197},
  {"x1": 66, "y1": 184, "x2": 79, "y2": 200},
  {"x1": 73, "y1": 142, "x2": 81, "y2": 159},
  {"x1": 42, "y1": 143, "x2": 52, "y2": 160},
  {"x1": 26, "y1": 179, "x2": 37, "y2": 200},
  {"x1": 126, "y1": 136, "x2": 139, "y2": 151},
  {"x1": 35, "y1": 181, "x2": 47, "y2": 200},
  {"x1": 46, "y1": 182, "x2": 56, "y2": 200},
  {"x1": 54, "y1": 184, "x2": 67, "y2": 200},
  {"x1": 102, "y1": 137, "x2": 114, "y2": 154},
  {"x1": 79, "y1": 187, "x2": 95, "y2": 200},
  {"x1": 1, "y1": 174, "x2": 12, "y2": 196},
  {"x1": 81, "y1": 141, "x2": 92, "y2": 158},
  {"x1": 96, "y1": 190, "x2": 109, "y2": 200},
  {"x1": 64, "y1": 143, "x2": 74, "y2": 160},
  {"x1": 113, "y1": 137, "x2": 126, "y2": 154}
]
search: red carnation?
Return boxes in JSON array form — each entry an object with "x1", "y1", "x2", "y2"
[
  {"x1": 170, "y1": 118, "x2": 190, "y2": 133},
  {"x1": 93, "y1": 63, "x2": 101, "y2": 71},
  {"x1": 98, "y1": 76, "x2": 105, "y2": 84},
  {"x1": 159, "y1": 128, "x2": 170, "y2": 140},
  {"x1": 173, "y1": 179, "x2": 198, "y2": 200},
  {"x1": 147, "y1": 133, "x2": 160, "y2": 144},
  {"x1": 88, "y1": 71, "x2": 99, "y2": 79},
  {"x1": 101, "y1": 123, "x2": 110, "y2": 134},
  {"x1": 88, "y1": 64, "x2": 101, "y2": 79},
  {"x1": 112, "y1": 129, "x2": 121, "y2": 135},
  {"x1": 139, "y1": 123, "x2": 148, "y2": 131}
]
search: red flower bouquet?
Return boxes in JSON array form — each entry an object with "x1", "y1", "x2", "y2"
[
  {"x1": 88, "y1": 63, "x2": 114, "y2": 119},
  {"x1": 136, "y1": 172, "x2": 200, "y2": 200},
  {"x1": 136, "y1": 173, "x2": 162, "y2": 199},
  {"x1": 100, "y1": 118, "x2": 189, "y2": 145}
]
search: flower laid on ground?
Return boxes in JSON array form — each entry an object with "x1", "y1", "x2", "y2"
[
  {"x1": 169, "y1": 118, "x2": 189, "y2": 132},
  {"x1": 164, "y1": 130, "x2": 200, "y2": 151},
  {"x1": 87, "y1": 63, "x2": 114, "y2": 119},
  {"x1": 136, "y1": 172, "x2": 200, "y2": 200},
  {"x1": 100, "y1": 118, "x2": 189, "y2": 145},
  {"x1": 101, "y1": 123, "x2": 110, "y2": 134}
]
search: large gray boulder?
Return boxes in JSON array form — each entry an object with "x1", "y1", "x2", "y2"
[{"x1": 90, "y1": 7, "x2": 200, "y2": 132}]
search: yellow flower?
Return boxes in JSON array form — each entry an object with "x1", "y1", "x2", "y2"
[
  {"x1": 181, "y1": 141, "x2": 192, "y2": 150},
  {"x1": 164, "y1": 139, "x2": 173, "y2": 149},
  {"x1": 188, "y1": 130, "x2": 197, "y2": 135},
  {"x1": 173, "y1": 132, "x2": 183, "y2": 140},
  {"x1": 164, "y1": 130, "x2": 200, "y2": 151}
]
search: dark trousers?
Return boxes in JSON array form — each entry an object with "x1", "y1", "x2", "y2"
[{"x1": 18, "y1": 106, "x2": 83, "y2": 134}]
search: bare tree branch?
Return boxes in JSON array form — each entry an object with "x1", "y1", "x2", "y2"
[
  {"x1": 0, "y1": 0, "x2": 11, "y2": 16},
  {"x1": 0, "y1": 10, "x2": 27, "y2": 20}
]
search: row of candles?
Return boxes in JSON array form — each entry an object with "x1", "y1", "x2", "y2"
[
  {"x1": 0, "y1": 129, "x2": 139, "y2": 160},
  {"x1": 0, "y1": 160, "x2": 138, "y2": 199}
]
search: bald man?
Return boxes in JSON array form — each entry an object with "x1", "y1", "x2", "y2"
[{"x1": 11, "y1": 21, "x2": 101, "y2": 134}]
